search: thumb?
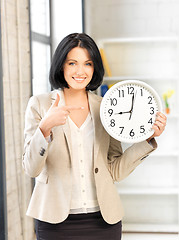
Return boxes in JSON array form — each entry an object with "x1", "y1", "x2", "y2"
[{"x1": 52, "y1": 93, "x2": 60, "y2": 107}]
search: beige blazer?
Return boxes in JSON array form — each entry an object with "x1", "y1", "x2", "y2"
[{"x1": 22, "y1": 89, "x2": 157, "y2": 224}]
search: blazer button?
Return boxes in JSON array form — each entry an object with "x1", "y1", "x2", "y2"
[
  {"x1": 95, "y1": 168, "x2": 98, "y2": 173},
  {"x1": 39, "y1": 147, "x2": 45, "y2": 156}
]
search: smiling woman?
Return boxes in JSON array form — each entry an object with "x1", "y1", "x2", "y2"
[{"x1": 23, "y1": 32, "x2": 166, "y2": 240}]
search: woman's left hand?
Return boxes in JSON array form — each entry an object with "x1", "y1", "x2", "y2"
[{"x1": 147, "y1": 112, "x2": 167, "y2": 141}]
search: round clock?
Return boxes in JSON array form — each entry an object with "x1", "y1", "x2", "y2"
[{"x1": 100, "y1": 80, "x2": 162, "y2": 143}]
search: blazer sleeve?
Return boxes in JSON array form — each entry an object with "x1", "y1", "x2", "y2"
[
  {"x1": 107, "y1": 136, "x2": 157, "y2": 182},
  {"x1": 22, "y1": 96, "x2": 49, "y2": 178}
]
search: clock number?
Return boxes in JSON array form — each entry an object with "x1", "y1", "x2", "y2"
[
  {"x1": 110, "y1": 98, "x2": 117, "y2": 106},
  {"x1": 108, "y1": 109, "x2": 113, "y2": 116},
  {"x1": 127, "y1": 87, "x2": 134, "y2": 95},
  {"x1": 140, "y1": 125, "x2": 145, "y2": 133},
  {"x1": 148, "y1": 118, "x2": 153, "y2": 124},
  {"x1": 129, "y1": 129, "x2": 135, "y2": 137},
  {"x1": 118, "y1": 89, "x2": 124, "y2": 98},
  {"x1": 110, "y1": 119, "x2": 115, "y2": 127},
  {"x1": 150, "y1": 107, "x2": 155, "y2": 115},
  {"x1": 119, "y1": 127, "x2": 124, "y2": 134},
  {"x1": 148, "y1": 96, "x2": 152, "y2": 104},
  {"x1": 140, "y1": 89, "x2": 143, "y2": 96}
]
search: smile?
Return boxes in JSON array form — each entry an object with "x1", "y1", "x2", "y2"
[{"x1": 72, "y1": 77, "x2": 86, "y2": 82}]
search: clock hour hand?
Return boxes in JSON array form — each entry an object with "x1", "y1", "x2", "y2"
[
  {"x1": 115, "y1": 111, "x2": 131, "y2": 115},
  {"x1": 115, "y1": 91, "x2": 137, "y2": 116}
]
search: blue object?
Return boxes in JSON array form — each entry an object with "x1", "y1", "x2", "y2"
[{"x1": 101, "y1": 84, "x2": 108, "y2": 97}]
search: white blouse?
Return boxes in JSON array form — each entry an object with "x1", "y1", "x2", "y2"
[{"x1": 68, "y1": 113, "x2": 100, "y2": 214}]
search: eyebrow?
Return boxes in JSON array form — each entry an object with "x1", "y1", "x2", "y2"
[{"x1": 66, "y1": 59, "x2": 93, "y2": 62}]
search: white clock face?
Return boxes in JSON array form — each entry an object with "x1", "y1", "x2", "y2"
[{"x1": 100, "y1": 80, "x2": 162, "y2": 143}]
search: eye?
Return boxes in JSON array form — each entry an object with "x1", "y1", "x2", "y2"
[
  {"x1": 69, "y1": 62, "x2": 75, "y2": 66},
  {"x1": 86, "y1": 62, "x2": 93, "y2": 66}
]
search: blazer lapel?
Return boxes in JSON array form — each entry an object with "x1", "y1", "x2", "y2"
[
  {"x1": 51, "y1": 90, "x2": 103, "y2": 163},
  {"x1": 51, "y1": 89, "x2": 73, "y2": 159},
  {"x1": 88, "y1": 91, "x2": 103, "y2": 162}
]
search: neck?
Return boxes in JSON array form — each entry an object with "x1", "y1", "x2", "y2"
[
  {"x1": 63, "y1": 88, "x2": 89, "y2": 111},
  {"x1": 63, "y1": 88, "x2": 87, "y2": 100}
]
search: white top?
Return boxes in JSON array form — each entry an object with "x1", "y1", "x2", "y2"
[{"x1": 68, "y1": 113, "x2": 100, "y2": 214}]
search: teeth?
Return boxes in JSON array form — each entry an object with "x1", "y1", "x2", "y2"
[{"x1": 73, "y1": 77, "x2": 85, "y2": 81}]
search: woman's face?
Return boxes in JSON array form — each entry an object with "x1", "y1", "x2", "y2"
[{"x1": 63, "y1": 47, "x2": 94, "y2": 91}]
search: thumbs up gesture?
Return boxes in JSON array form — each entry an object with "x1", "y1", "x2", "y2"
[
  {"x1": 51, "y1": 92, "x2": 60, "y2": 108},
  {"x1": 39, "y1": 93, "x2": 84, "y2": 137}
]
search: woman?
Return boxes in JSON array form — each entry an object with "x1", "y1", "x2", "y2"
[{"x1": 23, "y1": 33, "x2": 166, "y2": 240}]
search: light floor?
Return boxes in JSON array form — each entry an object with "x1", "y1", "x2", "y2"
[{"x1": 122, "y1": 233, "x2": 179, "y2": 240}]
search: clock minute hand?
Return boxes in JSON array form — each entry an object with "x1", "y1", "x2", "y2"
[
  {"x1": 130, "y1": 92, "x2": 135, "y2": 111},
  {"x1": 115, "y1": 91, "x2": 137, "y2": 116},
  {"x1": 129, "y1": 91, "x2": 137, "y2": 120}
]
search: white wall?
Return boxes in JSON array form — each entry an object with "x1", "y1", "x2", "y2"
[
  {"x1": 85, "y1": 0, "x2": 179, "y2": 40},
  {"x1": 51, "y1": 0, "x2": 83, "y2": 54}
]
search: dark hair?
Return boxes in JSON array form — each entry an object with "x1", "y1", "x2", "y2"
[{"x1": 49, "y1": 33, "x2": 104, "y2": 91}]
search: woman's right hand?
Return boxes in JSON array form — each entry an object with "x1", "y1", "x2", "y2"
[{"x1": 39, "y1": 93, "x2": 83, "y2": 137}]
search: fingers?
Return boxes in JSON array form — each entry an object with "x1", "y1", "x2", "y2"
[
  {"x1": 152, "y1": 112, "x2": 167, "y2": 137},
  {"x1": 157, "y1": 112, "x2": 167, "y2": 121},
  {"x1": 51, "y1": 93, "x2": 60, "y2": 108},
  {"x1": 49, "y1": 94, "x2": 84, "y2": 126},
  {"x1": 62, "y1": 106, "x2": 84, "y2": 123},
  {"x1": 156, "y1": 112, "x2": 167, "y2": 127},
  {"x1": 51, "y1": 94, "x2": 84, "y2": 112},
  {"x1": 61, "y1": 115, "x2": 68, "y2": 125},
  {"x1": 59, "y1": 106, "x2": 84, "y2": 126}
]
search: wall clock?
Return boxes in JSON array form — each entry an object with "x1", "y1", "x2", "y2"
[{"x1": 100, "y1": 80, "x2": 162, "y2": 143}]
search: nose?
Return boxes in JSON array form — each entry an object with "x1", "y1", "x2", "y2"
[{"x1": 76, "y1": 65, "x2": 84, "y2": 76}]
